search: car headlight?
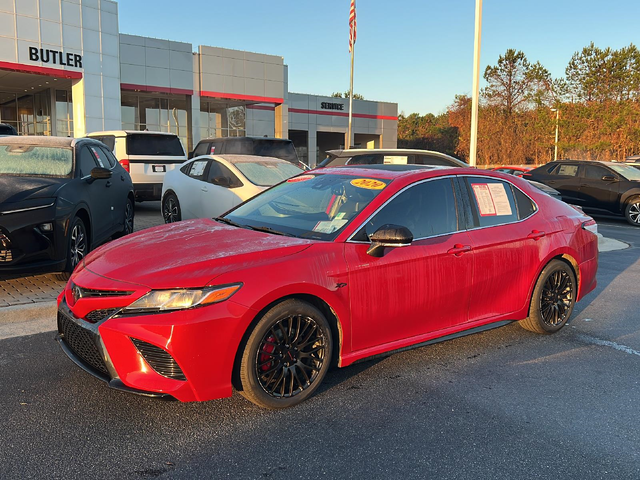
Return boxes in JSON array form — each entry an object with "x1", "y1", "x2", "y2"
[{"x1": 122, "y1": 284, "x2": 242, "y2": 314}]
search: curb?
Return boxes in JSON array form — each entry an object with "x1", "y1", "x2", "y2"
[
  {"x1": 597, "y1": 233, "x2": 629, "y2": 252},
  {"x1": 0, "y1": 301, "x2": 57, "y2": 340}
]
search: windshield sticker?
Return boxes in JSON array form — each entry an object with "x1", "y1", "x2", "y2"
[
  {"x1": 383, "y1": 156, "x2": 408, "y2": 165},
  {"x1": 471, "y1": 184, "x2": 496, "y2": 216},
  {"x1": 287, "y1": 175, "x2": 315, "y2": 183},
  {"x1": 472, "y1": 183, "x2": 513, "y2": 216},
  {"x1": 350, "y1": 178, "x2": 386, "y2": 190},
  {"x1": 313, "y1": 219, "x2": 348, "y2": 234},
  {"x1": 90, "y1": 147, "x2": 105, "y2": 168},
  {"x1": 487, "y1": 183, "x2": 512, "y2": 216},
  {"x1": 210, "y1": 146, "x2": 216, "y2": 154}
]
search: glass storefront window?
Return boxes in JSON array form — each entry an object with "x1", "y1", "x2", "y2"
[
  {"x1": 0, "y1": 90, "x2": 53, "y2": 136},
  {"x1": 55, "y1": 90, "x2": 73, "y2": 137},
  {"x1": 200, "y1": 101, "x2": 246, "y2": 139}
]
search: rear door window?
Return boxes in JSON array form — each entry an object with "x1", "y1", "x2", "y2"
[
  {"x1": 582, "y1": 165, "x2": 610, "y2": 180},
  {"x1": 126, "y1": 134, "x2": 185, "y2": 156},
  {"x1": 555, "y1": 164, "x2": 579, "y2": 177},
  {"x1": 188, "y1": 160, "x2": 208, "y2": 181},
  {"x1": 207, "y1": 160, "x2": 242, "y2": 188},
  {"x1": 464, "y1": 177, "x2": 519, "y2": 227},
  {"x1": 193, "y1": 142, "x2": 210, "y2": 157}
]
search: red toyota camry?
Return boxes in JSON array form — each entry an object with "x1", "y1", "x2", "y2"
[{"x1": 56, "y1": 165, "x2": 598, "y2": 408}]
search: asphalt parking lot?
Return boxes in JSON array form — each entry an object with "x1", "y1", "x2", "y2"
[{"x1": 0, "y1": 215, "x2": 638, "y2": 479}]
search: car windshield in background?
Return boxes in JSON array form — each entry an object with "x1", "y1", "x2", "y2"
[
  {"x1": 0, "y1": 145, "x2": 73, "y2": 176},
  {"x1": 610, "y1": 164, "x2": 640, "y2": 181},
  {"x1": 126, "y1": 134, "x2": 184, "y2": 156},
  {"x1": 233, "y1": 160, "x2": 303, "y2": 186},
  {"x1": 224, "y1": 173, "x2": 390, "y2": 240},
  {"x1": 225, "y1": 139, "x2": 298, "y2": 163}
]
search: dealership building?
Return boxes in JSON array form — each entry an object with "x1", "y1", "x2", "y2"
[{"x1": 0, "y1": 0, "x2": 398, "y2": 166}]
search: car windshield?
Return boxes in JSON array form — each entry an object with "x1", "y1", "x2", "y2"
[
  {"x1": 0, "y1": 145, "x2": 73, "y2": 176},
  {"x1": 609, "y1": 164, "x2": 640, "y2": 181},
  {"x1": 224, "y1": 173, "x2": 390, "y2": 240},
  {"x1": 233, "y1": 160, "x2": 303, "y2": 186},
  {"x1": 224, "y1": 139, "x2": 299, "y2": 164}
]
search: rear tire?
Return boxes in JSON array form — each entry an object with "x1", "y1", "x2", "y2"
[
  {"x1": 624, "y1": 196, "x2": 640, "y2": 226},
  {"x1": 238, "y1": 299, "x2": 333, "y2": 409},
  {"x1": 520, "y1": 260, "x2": 576, "y2": 334},
  {"x1": 162, "y1": 193, "x2": 181, "y2": 223}
]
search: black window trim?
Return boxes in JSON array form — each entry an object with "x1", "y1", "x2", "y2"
[
  {"x1": 346, "y1": 175, "x2": 463, "y2": 244},
  {"x1": 460, "y1": 175, "x2": 539, "y2": 231}
]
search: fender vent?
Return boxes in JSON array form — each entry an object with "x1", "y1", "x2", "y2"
[{"x1": 131, "y1": 339, "x2": 186, "y2": 381}]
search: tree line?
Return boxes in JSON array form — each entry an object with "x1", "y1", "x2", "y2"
[{"x1": 398, "y1": 43, "x2": 640, "y2": 165}]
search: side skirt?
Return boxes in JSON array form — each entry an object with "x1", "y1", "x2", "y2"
[{"x1": 351, "y1": 320, "x2": 514, "y2": 365}]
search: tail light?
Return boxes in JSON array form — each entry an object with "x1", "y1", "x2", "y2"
[
  {"x1": 120, "y1": 158, "x2": 130, "y2": 173},
  {"x1": 582, "y1": 219, "x2": 598, "y2": 235}
]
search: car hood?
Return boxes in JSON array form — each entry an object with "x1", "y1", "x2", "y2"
[
  {"x1": 0, "y1": 176, "x2": 65, "y2": 205},
  {"x1": 82, "y1": 219, "x2": 315, "y2": 289}
]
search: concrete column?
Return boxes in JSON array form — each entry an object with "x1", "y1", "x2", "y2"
[
  {"x1": 308, "y1": 125, "x2": 317, "y2": 167},
  {"x1": 344, "y1": 130, "x2": 354, "y2": 151},
  {"x1": 71, "y1": 78, "x2": 86, "y2": 138},
  {"x1": 275, "y1": 104, "x2": 289, "y2": 139}
]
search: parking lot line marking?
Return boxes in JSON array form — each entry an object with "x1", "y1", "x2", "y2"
[{"x1": 576, "y1": 333, "x2": 640, "y2": 357}]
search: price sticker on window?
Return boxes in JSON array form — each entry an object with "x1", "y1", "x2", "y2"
[{"x1": 350, "y1": 178, "x2": 386, "y2": 190}]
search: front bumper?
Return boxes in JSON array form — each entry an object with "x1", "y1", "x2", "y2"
[{"x1": 57, "y1": 271, "x2": 254, "y2": 402}]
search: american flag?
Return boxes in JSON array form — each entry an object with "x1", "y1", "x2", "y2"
[{"x1": 349, "y1": 0, "x2": 356, "y2": 53}]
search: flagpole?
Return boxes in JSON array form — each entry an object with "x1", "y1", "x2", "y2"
[
  {"x1": 347, "y1": 25, "x2": 354, "y2": 150},
  {"x1": 469, "y1": 0, "x2": 482, "y2": 167}
]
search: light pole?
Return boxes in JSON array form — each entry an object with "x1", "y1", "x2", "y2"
[
  {"x1": 469, "y1": 0, "x2": 482, "y2": 167},
  {"x1": 551, "y1": 108, "x2": 560, "y2": 161}
]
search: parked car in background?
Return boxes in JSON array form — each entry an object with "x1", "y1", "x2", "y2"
[
  {"x1": 317, "y1": 149, "x2": 468, "y2": 168},
  {"x1": 491, "y1": 166, "x2": 532, "y2": 177},
  {"x1": 526, "y1": 160, "x2": 640, "y2": 226},
  {"x1": 57, "y1": 164, "x2": 597, "y2": 408},
  {"x1": 190, "y1": 136, "x2": 307, "y2": 170},
  {"x1": 161, "y1": 154, "x2": 303, "y2": 222},
  {"x1": 0, "y1": 136, "x2": 134, "y2": 278},
  {"x1": 87, "y1": 131, "x2": 187, "y2": 202},
  {"x1": 623, "y1": 155, "x2": 640, "y2": 171},
  {"x1": 0, "y1": 123, "x2": 18, "y2": 136}
]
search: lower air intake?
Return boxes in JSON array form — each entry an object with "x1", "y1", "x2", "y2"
[
  {"x1": 58, "y1": 312, "x2": 109, "y2": 376},
  {"x1": 131, "y1": 338, "x2": 186, "y2": 381}
]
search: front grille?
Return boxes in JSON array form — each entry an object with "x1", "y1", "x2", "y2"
[
  {"x1": 84, "y1": 308, "x2": 120, "y2": 324},
  {"x1": 58, "y1": 311, "x2": 109, "y2": 376},
  {"x1": 131, "y1": 338, "x2": 186, "y2": 381},
  {"x1": 0, "y1": 233, "x2": 12, "y2": 262},
  {"x1": 72, "y1": 283, "x2": 133, "y2": 303},
  {"x1": 0, "y1": 249, "x2": 12, "y2": 262}
]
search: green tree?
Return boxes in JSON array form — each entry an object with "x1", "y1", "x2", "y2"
[
  {"x1": 331, "y1": 91, "x2": 365, "y2": 100},
  {"x1": 483, "y1": 49, "x2": 551, "y2": 114}
]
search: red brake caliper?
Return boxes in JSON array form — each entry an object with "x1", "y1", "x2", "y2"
[{"x1": 259, "y1": 335, "x2": 276, "y2": 371}]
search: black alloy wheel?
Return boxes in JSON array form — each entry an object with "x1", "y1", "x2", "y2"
[
  {"x1": 114, "y1": 198, "x2": 134, "y2": 238},
  {"x1": 624, "y1": 197, "x2": 640, "y2": 227},
  {"x1": 162, "y1": 193, "x2": 181, "y2": 224},
  {"x1": 56, "y1": 217, "x2": 89, "y2": 280},
  {"x1": 238, "y1": 299, "x2": 333, "y2": 409},
  {"x1": 520, "y1": 259, "x2": 576, "y2": 334}
]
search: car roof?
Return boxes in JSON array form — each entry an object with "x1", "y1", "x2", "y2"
[
  {"x1": 194, "y1": 154, "x2": 293, "y2": 165},
  {"x1": 324, "y1": 148, "x2": 468, "y2": 167},
  {"x1": 316, "y1": 164, "x2": 484, "y2": 180},
  {"x1": 548, "y1": 159, "x2": 621, "y2": 167},
  {"x1": 198, "y1": 136, "x2": 293, "y2": 143}
]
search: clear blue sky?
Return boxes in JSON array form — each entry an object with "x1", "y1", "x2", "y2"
[{"x1": 118, "y1": 0, "x2": 640, "y2": 116}]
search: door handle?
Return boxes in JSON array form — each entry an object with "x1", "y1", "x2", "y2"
[
  {"x1": 527, "y1": 230, "x2": 546, "y2": 240},
  {"x1": 447, "y1": 244, "x2": 472, "y2": 256},
  {"x1": 105, "y1": 181, "x2": 112, "y2": 187}
]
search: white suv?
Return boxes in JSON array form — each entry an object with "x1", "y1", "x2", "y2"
[{"x1": 87, "y1": 131, "x2": 187, "y2": 201}]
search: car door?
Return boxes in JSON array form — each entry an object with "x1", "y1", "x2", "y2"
[
  {"x1": 180, "y1": 159, "x2": 210, "y2": 219},
  {"x1": 577, "y1": 164, "x2": 620, "y2": 212},
  {"x1": 93, "y1": 145, "x2": 130, "y2": 231},
  {"x1": 543, "y1": 163, "x2": 582, "y2": 204},
  {"x1": 200, "y1": 159, "x2": 244, "y2": 218},
  {"x1": 76, "y1": 145, "x2": 112, "y2": 243},
  {"x1": 344, "y1": 177, "x2": 473, "y2": 352},
  {"x1": 461, "y1": 176, "x2": 548, "y2": 323}
]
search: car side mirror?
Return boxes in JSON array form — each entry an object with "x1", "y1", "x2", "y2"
[
  {"x1": 366, "y1": 224, "x2": 413, "y2": 257},
  {"x1": 88, "y1": 167, "x2": 112, "y2": 182},
  {"x1": 602, "y1": 175, "x2": 617, "y2": 182}
]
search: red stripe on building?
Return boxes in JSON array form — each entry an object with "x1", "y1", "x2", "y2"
[
  {"x1": 121, "y1": 83, "x2": 193, "y2": 96},
  {"x1": 0, "y1": 61, "x2": 83, "y2": 79},
  {"x1": 246, "y1": 105, "x2": 276, "y2": 111},
  {"x1": 289, "y1": 108, "x2": 397, "y2": 121},
  {"x1": 200, "y1": 91, "x2": 284, "y2": 104}
]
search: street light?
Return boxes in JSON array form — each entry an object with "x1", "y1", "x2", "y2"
[
  {"x1": 551, "y1": 108, "x2": 560, "y2": 161},
  {"x1": 469, "y1": 0, "x2": 482, "y2": 167}
]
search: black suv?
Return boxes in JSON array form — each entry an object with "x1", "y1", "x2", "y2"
[
  {"x1": 0, "y1": 123, "x2": 18, "y2": 136},
  {"x1": 526, "y1": 160, "x2": 640, "y2": 226}
]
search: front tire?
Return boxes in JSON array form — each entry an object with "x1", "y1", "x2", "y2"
[
  {"x1": 113, "y1": 198, "x2": 134, "y2": 239},
  {"x1": 238, "y1": 299, "x2": 333, "y2": 409},
  {"x1": 55, "y1": 217, "x2": 88, "y2": 281},
  {"x1": 162, "y1": 193, "x2": 181, "y2": 223},
  {"x1": 624, "y1": 196, "x2": 640, "y2": 227},
  {"x1": 520, "y1": 260, "x2": 576, "y2": 334}
]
